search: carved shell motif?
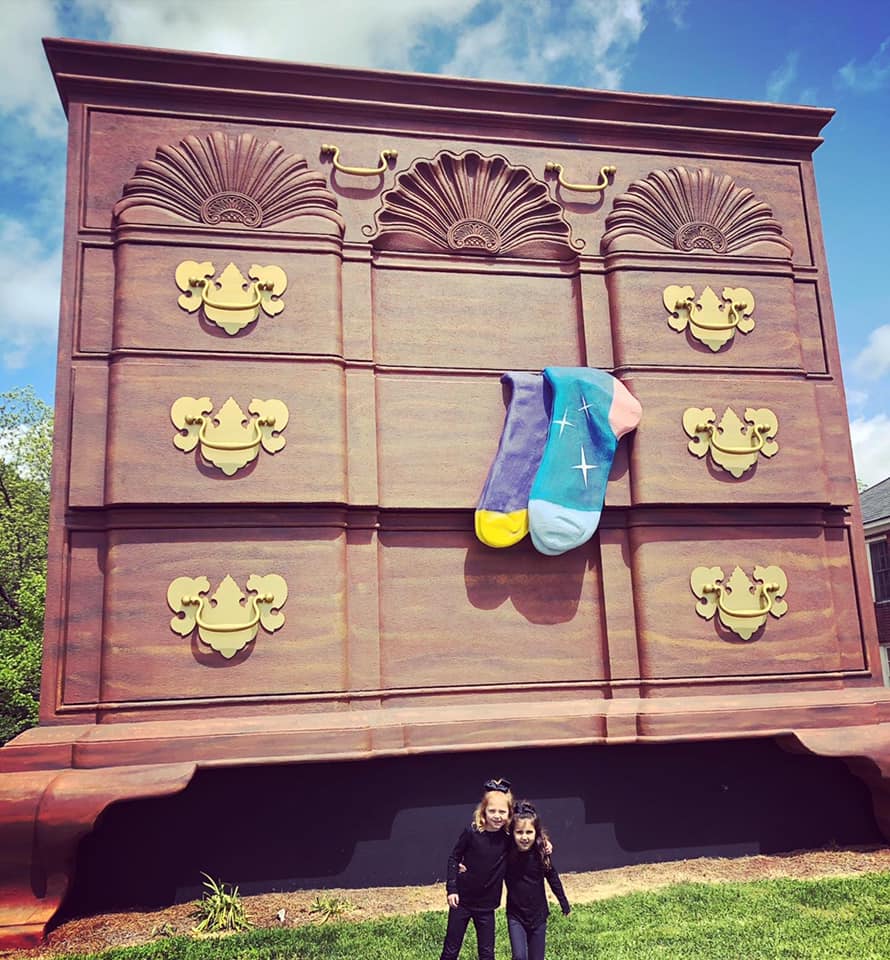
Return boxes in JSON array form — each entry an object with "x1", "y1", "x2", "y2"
[
  {"x1": 366, "y1": 150, "x2": 581, "y2": 259},
  {"x1": 601, "y1": 166, "x2": 792, "y2": 258},
  {"x1": 113, "y1": 132, "x2": 344, "y2": 233}
]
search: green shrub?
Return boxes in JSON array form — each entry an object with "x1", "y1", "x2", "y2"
[
  {"x1": 191, "y1": 873, "x2": 253, "y2": 933},
  {"x1": 309, "y1": 894, "x2": 353, "y2": 923}
]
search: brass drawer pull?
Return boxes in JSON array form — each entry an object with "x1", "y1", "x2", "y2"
[
  {"x1": 321, "y1": 143, "x2": 398, "y2": 176},
  {"x1": 664, "y1": 284, "x2": 755, "y2": 352},
  {"x1": 172, "y1": 396, "x2": 288, "y2": 476},
  {"x1": 683, "y1": 406, "x2": 778, "y2": 478},
  {"x1": 691, "y1": 565, "x2": 788, "y2": 641},
  {"x1": 545, "y1": 162, "x2": 616, "y2": 193},
  {"x1": 191, "y1": 277, "x2": 265, "y2": 312},
  {"x1": 175, "y1": 261, "x2": 287, "y2": 336},
  {"x1": 168, "y1": 574, "x2": 287, "y2": 659}
]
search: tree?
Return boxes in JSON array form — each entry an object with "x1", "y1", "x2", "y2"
[{"x1": 0, "y1": 387, "x2": 52, "y2": 744}]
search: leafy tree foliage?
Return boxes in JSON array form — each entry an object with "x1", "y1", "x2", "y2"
[{"x1": 0, "y1": 387, "x2": 52, "y2": 744}]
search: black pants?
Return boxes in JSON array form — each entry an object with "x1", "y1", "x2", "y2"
[
  {"x1": 439, "y1": 903, "x2": 496, "y2": 960},
  {"x1": 507, "y1": 914, "x2": 547, "y2": 960}
]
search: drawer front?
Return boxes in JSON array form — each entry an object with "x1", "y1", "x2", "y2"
[
  {"x1": 624, "y1": 376, "x2": 838, "y2": 505},
  {"x1": 629, "y1": 521, "x2": 866, "y2": 680},
  {"x1": 378, "y1": 529, "x2": 607, "y2": 688},
  {"x1": 100, "y1": 528, "x2": 348, "y2": 703},
  {"x1": 103, "y1": 357, "x2": 347, "y2": 505},
  {"x1": 113, "y1": 242, "x2": 342, "y2": 355},
  {"x1": 607, "y1": 269, "x2": 804, "y2": 371},
  {"x1": 372, "y1": 266, "x2": 595, "y2": 370},
  {"x1": 91, "y1": 525, "x2": 607, "y2": 706}
]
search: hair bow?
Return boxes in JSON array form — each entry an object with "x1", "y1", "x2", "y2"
[{"x1": 483, "y1": 777, "x2": 512, "y2": 793}]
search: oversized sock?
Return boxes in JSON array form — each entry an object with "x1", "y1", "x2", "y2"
[
  {"x1": 528, "y1": 367, "x2": 641, "y2": 556},
  {"x1": 475, "y1": 372, "x2": 549, "y2": 548}
]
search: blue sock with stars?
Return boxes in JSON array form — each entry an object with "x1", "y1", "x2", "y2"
[{"x1": 528, "y1": 367, "x2": 641, "y2": 556}]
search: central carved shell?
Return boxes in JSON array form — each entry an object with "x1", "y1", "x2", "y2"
[{"x1": 367, "y1": 150, "x2": 580, "y2": 259}]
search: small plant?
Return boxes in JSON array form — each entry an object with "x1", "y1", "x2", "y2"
[
  {"x1": 150, "y1": 920, "x2": 177, "y2": 938},
  {"x1": 308, "y1": 893, "x2": 353, "y2": 923},
  {"x1": 192, "y1": 872, "x2": 253, "y2": 933}
]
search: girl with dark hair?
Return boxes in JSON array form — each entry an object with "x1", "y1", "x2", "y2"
[{"x1": 505, "y1": 800, "x2": 570, "y2": 960}]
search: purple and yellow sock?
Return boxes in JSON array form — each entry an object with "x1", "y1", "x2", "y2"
[
  {"x1": 528, "y1": 367, "x2": 642, "y2": 556},
  {"x1": 475, "y1": 372, "x2": 549, "y2": 548}
]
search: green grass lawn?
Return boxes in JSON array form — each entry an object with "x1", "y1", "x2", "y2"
[{"x1": 47, "y1": 873, "x2": 890, "y2": 960}]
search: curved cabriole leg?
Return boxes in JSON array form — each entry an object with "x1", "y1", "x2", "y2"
[
  {"x1": 778, "y1": 726, "x2": 890, "y2": 840},
  {"x1": 0, "y1": 763, "x2": 196, "y2": 949}
]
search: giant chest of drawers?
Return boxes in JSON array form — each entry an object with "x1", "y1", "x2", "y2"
[{"x1": 2, "y1": 38, "x2": 890, "y2": 948}]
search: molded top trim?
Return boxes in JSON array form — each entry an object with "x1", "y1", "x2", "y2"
[{"x1": 43, "y1": 37, "x2": 833, "y2": 155}]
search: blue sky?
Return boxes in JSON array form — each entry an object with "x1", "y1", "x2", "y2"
[{"x1": 2, "y1": 0, "x2": 889, "y2": 485}]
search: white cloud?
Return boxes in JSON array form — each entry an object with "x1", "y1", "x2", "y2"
[
  {"x1": 850, "y1": 413, "x2": 890, "y2": 489},
  {"x1": 0, "y1": 219, "x2": 61, "y2": 371},
  {"x1": 0, "y1": 0, "x2": 66, "y2": 138},
  {"x1": 766, "y1": 51, "x2": 798, "y2": 103},
  {"x1": 1, "y1": 0, "x2": 652, "y2": 136},
  {"x1": 75, "y1": 0, "x2": 479, "y2": 71},
  {"x1": 68, "y1": 0, "x2": 647, "y2": 88},
  {"x1": 845, "y1": 388, "x2": 869, "y2": 411},
  {"x1": 838, "y1": 36, "x2": 890, "y2": 92},
  {"x1": 443, "y1": 0, "x2": 647, "y2": 88},
  {"x1": 853, "y1": 324, "x2": 890, "y2": 380},
  {"x1": 664, "y1": 0, "x2": 688, "y2": 29}
]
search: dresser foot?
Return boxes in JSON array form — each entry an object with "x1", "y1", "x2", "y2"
[
  {"x1": 0, "y1": 762, "x2": 195, "y2": 950},
  {"x1": 778, "y1": 725, "x2": 890, "y2": 841}
]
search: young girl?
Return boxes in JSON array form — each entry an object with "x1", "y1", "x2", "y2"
[
  {"x1": 439, "y1": 777, "x2": 514, "y2": 960},
  {"x1": 505, "y1": 800, "x2": 570, "y2": 960}
]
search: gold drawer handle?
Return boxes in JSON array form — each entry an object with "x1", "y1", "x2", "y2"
[
  {"x1": 677, "y1": 297, "x2": 747, "y2": 331},
  {"x1": 175, "y1": 261, "x2": 287, "y2": 336},
  {"x1": 190, "y1": 276, "x2": 265, "y2": 311},
  {"x1": 188, "y1": 593, "x2": 274, "y2": 632},
  {"x1": 172, "y1": 396, "x2": 288, "y2": 476},
  {"x1": 321, "y1": 143, "x2": 398, "y2": 176},
  {"x1": 545, "y1": 162, "x2": 616, "y2": 193},
  {"x1": 192, "y1": 414, "x2": 262, "y2": 452},
  {"x1": 691, "y1": 565, "x2": 788, "y2": 641},
  {"x1": 168, "y1": 574, "x2": 287, "y2": 659},
  {"x1": 697, "y1": 421, "x2": 769, "y2": 456},
  {"x1": 664, "y1": 285, "x2": 755, "y2": 353},
  {"x1": 683, "y1": 406, "x2": 778, "y2": 479},
  {"x1": 704, "y1": 580, "x2": 779, "y2": 618}
]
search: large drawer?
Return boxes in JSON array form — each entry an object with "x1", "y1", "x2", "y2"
[
  {"x1": 623, "y1": 375, "x2": 845, "y2": 505},
  {"x1": 60, "y1": 523, "x2": 608, "y2": 709},
  {"x1": 112, "y1": 241, "x2": 342, "y2": 355},
  {"x1": 95, "y1": 357, "x2": 349, "y2": 505},
  {"x1": 628, "y1": 518, "x2": 867, "y2": 681},
  {"x1": 606, "y1": 265, "x2": 807, "y2": 371}
]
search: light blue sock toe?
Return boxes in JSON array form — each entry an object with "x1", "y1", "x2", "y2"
[{"x1": 528, "y1": 500, "x2": 601, "y2": 555}]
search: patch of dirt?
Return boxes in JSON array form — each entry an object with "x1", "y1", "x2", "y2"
[{"x1": 7, "y1": 846, "x2": 890, "y2": 958}]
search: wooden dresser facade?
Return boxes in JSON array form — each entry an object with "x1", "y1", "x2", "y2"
[{"x1": 2, "y1": 37, "x2": 890, "y2": 946}]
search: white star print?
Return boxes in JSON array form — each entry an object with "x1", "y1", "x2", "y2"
[
  {"x1": 579, "y1": 398, "x2": 594, "y2": 415},
  {"x1": 571, "y1": 445, "x2": 597, "y2": 487},
  {"x1": 554, "y1": 409, "x2": 575, "y2": 437}
]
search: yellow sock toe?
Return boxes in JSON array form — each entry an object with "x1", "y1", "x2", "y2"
[{"x1": 474, "y1": 509, "x2": 529, "y2": 548}]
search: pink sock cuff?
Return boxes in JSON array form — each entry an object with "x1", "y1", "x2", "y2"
[{"x1": 608, "y1": 379, "x2": 642, "y2": 439}]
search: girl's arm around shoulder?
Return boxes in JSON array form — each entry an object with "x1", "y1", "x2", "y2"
[
  {"x1": 446, "y1": 828, "x2": 473, "y2": 896},
  {"x1": 545, "y1": 861, "x2": 571, "y2": 916}
]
